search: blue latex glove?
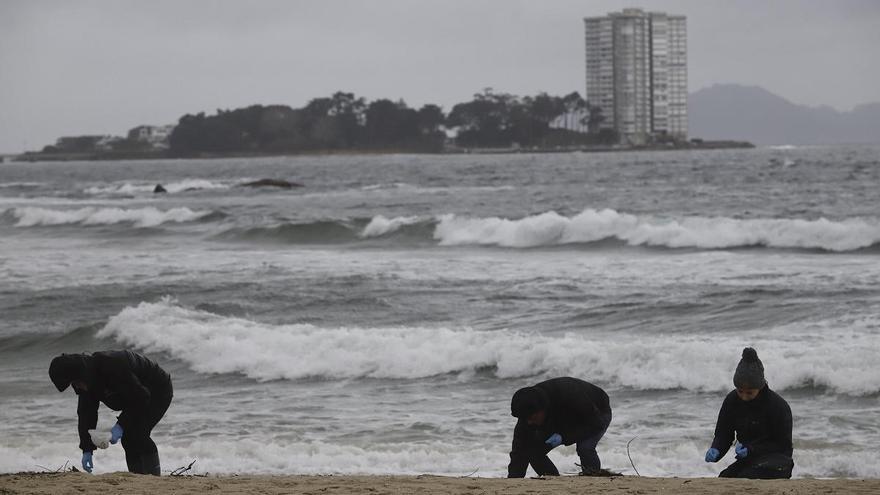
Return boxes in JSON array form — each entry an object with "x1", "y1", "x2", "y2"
[
  {"x1": 704, "y1": 447, "x2": 720, "y2": 463},
  {"x1": 81, "y1": 451, "x2": 93, "y2": 473},
  {"x1": 735, "y1": 442, "x2": 748, "y2": 459},
  {"x1": 545, "y1": 433, "x2": 563, "y2": 448},
  {"x1": 110, "y1": 423, "x2": 123, "y2": 444}
]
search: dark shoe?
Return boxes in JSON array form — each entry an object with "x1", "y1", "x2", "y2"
[
  {"x1": 578, "y1": 465, "x2": 623, "y2": 477},
  {"x1": 141, "y1": 451, "x2": 161, "y2": 476}
]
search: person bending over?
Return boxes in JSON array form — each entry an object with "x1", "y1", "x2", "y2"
[
  {"x1": 507, "y1": 376, "x2": 612, "y2": 477},
  {"x1": 49, "y1": 350, "x2": 173, "y2": 475},
  {"x1": 704, "y1": 347, "x2": 793, "y2": 479}
]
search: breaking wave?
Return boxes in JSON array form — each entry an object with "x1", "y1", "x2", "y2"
[
  {"x1": 215, "y1": 216, "x2": 433, "y2": 244},
  {"x1": 98, "y1": 298, "x2": 880, "y2": 395},
  {"x1": 360, "y1": 215, "x2": 423, "y2": 238},
  {"x1": 0, "y1": 438, "x2": 880, "y2": 478},
  {"x1": 209, "y1": 210, "x2": 880, "y2": 252},
  {"x1": 1, "y1": 437, "x2": 875, "y2": 477},
  {"x1": 359, "y1": 182, "x2": 516, "y2": 194},
  {"x1": 8, "y1": 206, "x2": 215, "y2": 227},
  {"x1": 0, "y1": 438, "x2": 512, "y2": 476},
  {"x1": 0, "y1": 181, "x2": 42, "y2": 189},
  {"x1": 84, "y1": 179, "x2": 234, "y2": 195},
  {"x1": 433, "y1": 209, "x2": 880, "y2": 252}
]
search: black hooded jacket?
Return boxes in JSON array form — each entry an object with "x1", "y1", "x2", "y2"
[
  {"x1": 710, "y1": 385, "x2": 793, "y2": 459},
  {"x1": 52, "y1": 351, "x2": 171, "y2": 451},
  {"x1": 515, "y1": 377, "x2": 611, "y2": 446}
]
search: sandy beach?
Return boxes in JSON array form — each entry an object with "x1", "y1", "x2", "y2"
[{"x1": 2, "y1": 473, "x2": 879, "y2": 495}]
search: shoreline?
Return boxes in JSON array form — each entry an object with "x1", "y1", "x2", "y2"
[
  {"x1": 1, "y1": 473, "x2": 878, "y2": 494},
  {"x1": 8, "y1": 140, "x2": 755, "y2": 163}
]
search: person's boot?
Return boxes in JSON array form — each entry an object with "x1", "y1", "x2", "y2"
[
  {"x1": 578, "y1": 463, "x2": 623, "y2": 477},
  {"x1": 141, "y1": 451, "x2": 161, "y2": 476},
  {"x1": 125, "y1": 450, "x2": 144, "y2": 474}
]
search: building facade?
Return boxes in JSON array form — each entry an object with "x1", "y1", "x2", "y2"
[
  {"x1": 127, "y1": 124, "x2": 176, "y2": 150},
  {"x1": 584, "y1": 8, "x2": 687, "y2": 144}
]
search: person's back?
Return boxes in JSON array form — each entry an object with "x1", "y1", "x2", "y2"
[
  {"x1": 93, "y1": 350, "x2": 171, "y2": 391},
  {"x1": 535, "y1": 377, "x2": 611, "y2": 415},
  {"x1": 49, "y1": 350, "x2": 173, "y2": 476},
  {"x1": 508, "y1": 376, "x2": 612, "y2": 477}
]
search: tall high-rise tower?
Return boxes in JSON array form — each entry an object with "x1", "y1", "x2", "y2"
[{"x1": 584, "y1": 8, "x2": 687, "y2": 144}]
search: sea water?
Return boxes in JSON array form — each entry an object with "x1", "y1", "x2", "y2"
[{"x1": 0, "y1": 146, "x2": 878, "y2": 477}]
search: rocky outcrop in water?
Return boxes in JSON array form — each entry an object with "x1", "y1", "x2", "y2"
[{"x1": 239, "y1": 179, "x2": 303, "y2": 189}]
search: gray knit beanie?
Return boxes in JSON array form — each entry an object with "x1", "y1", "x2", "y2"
[{"x1": 733, "y1": 347, "x2": 766, "y2": 388}]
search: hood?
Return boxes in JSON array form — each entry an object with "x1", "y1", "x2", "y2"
[
  {"x1": 48, "y1": 353, "x2": 90, "y2": 392},
  {"x1": 511, "y1": 385, "x2": 549, "y2": 418}
]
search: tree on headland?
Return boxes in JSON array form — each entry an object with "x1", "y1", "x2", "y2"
[
  {"x1": 586, "y1": 103, "x2": 606, "y2": 134},
  {"x1": 417, "y1": 104, "x2": 445, "y2": 135},
  {"x1": 167, "y1": 92, "x2": 450, "y2": 156},
  {"x1": 28, "y1": 89, "x2": 622, "y2": 160},
  {"x1": 363, "y1": 99, "x2": 418, "y2": 147},
  {"x1": 446, "y1": 89, "x2": 599, "y2": 148},
  {"x1": 47, "y1": 89, "x2": 614, "y2": 158},
  {"x1": 446, "y1": 88, "x2": 518, "y2": 147}
]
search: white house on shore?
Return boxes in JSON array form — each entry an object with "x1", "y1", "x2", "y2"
[{"x1": 127, "y1": 124, "x2": 175, "y2": 150}]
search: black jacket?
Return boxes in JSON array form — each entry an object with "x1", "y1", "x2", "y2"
[
  {"x1": 76, "y1": 350, "x2": 171, "y2": 451},
  {"x1": 710, "y1": 385, "x2": 793, "y2": 459},
  {"x1": 517, "y1": 377, "x2": 611, "y2": 446}
]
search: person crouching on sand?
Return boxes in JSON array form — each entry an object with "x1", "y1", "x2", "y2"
[
  {"x1": 507, "y1": 377, "x2": 612, "y2": 477},
  {"x1": 49, "y1": 350, "x2": 173, "y2": 475},
  {"x1": 704, "y1": 347, "x2": 794, "y2": 479}
]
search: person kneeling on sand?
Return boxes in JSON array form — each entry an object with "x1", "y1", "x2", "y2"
[
  {"x1": 704, "y1": 347, "x2": 793, "y2": 479},
  {"x1": 49, "y1": 350, "x2": 173, "y2": 475},
  {"x1": 507, "y1": 377, "x2": 612, "y2": 477}
]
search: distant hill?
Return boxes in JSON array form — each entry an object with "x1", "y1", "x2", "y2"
[{"x1": 688, "y1": 84, "x2": 880, "y2": 145}]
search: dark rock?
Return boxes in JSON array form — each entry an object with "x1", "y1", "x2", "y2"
[
  {"x1": 239, "y1": 179, "x2": 303, "y2": 189},
  {"x1": 153, "y1": 184, "x2": 167, "y2": 194}
]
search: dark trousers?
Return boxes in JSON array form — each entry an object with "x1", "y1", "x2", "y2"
[
  {"x1": 507, "y1": 411, "x2": 612, "y2": 478},
  {"x1": 719, "y1": 452, "x2": 794, "y2": 479},
  {"x1": 576, "y1": 411, "x2": 611, "y2": 471},
  {"x1": 121, "y1": 380, "x2": 173, "y2": 475}
]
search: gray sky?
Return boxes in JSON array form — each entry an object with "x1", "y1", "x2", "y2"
[{"x1": 1, "y1": 0, "x2": 879, "y2": 153}]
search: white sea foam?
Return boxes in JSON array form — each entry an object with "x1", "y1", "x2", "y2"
[
  {"x1": 433, "y1": 209, "x2": 880, "y2": 251},
  {"x1": 360, "y1": 182, "x2": 410, "y2": 191},
  {"x1": 360, "y1": 215, "x2": 422, "y2": 238},
  {"x1": 360, "y1": 183, "x2": 516, "y2": 194},
  {"x1": 0, "y1": 181, "x2": 43, "y2": 188},
  {"x1": 12, "y1": 206, "x2": 213, "y2": 227},
  {"x1": 98, "y1": 298, "x2": 880, "y2": 395},
  {"x1": 0, "y1": 439, "x2": 507, "y2": 476},
  {"x1": 0, "y1": 437, "x2": 876, "y2": 478},
  {"x1": 84, "y1": 179, "x2": 232, "y2": 195}
]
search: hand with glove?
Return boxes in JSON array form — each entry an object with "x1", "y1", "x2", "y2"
[
  {"x1": 545, "y1": 433, "x2": 563, "y2": 448},
  {"x1": 735, "y1": 442, "x2": 748, "y2": 459},
  {"x1": 81, "y1": 451, "x2": 94, "y2": 473},
  {"x1": 88, "y1": 429, "x2": 110, "y2": 449},
  {"x1": 704, "y1": 447, "x2": 720, "y2": 462},
  {"x1": 110, "y1": 423, "x2": 123, "y2": 444}
]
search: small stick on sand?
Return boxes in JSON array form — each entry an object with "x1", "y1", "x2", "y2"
[
  {"x1": 170, "y1": 459, "x2": 197, "y2": 476},
  {"x1": 627, "y1": 436, "x2": 641, "y2": 477},
  {"x1": 460, "y1": 468, "x2": 479, "y2": 477}
]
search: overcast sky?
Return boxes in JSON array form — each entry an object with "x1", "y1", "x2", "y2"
[{"x1": 1, "y1": 0, "x2": 879, "y2": 153}]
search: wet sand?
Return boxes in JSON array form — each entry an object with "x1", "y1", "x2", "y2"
[{"x1": 2, "y1": 473, "x2": 879, "y2": 495}]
